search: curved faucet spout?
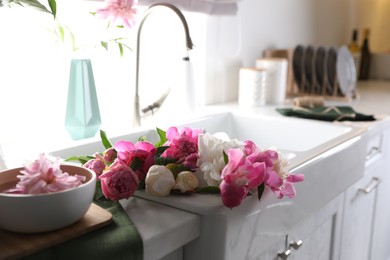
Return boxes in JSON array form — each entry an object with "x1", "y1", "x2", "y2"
[{"x1": 133, "y1": 3, "x2": 194, "y2": 127}]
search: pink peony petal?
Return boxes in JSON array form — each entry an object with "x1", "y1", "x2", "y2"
[
  {"x1": 220, "y1": 177, "x2": 248, "y2": 208},
  {"x1": 280, "y1": 182, "x2": 297, "y2": 199},
  {"x1": 286, "y1": 174, "x2": 305, "y2": 183},
  {"x1": 264, "y1": 171, "x2": 283, "y2": 188}
]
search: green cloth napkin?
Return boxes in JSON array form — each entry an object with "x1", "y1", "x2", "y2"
[
  {"x1": 276, "y1": 106, "x2": 376, "y2": 122},
  {"x1": 26, "y1": 198, "x2": 143, "y2": 260}
]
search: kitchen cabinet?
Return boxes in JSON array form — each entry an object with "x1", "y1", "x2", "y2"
[
  {"x1": 369, "y1": 128, "x2": 390, "y2": 260},
  {"x1": 287, "y1": 194, "x2": 343, "y2": 260},
  {"x1": 258, "y1": 193, "x2": 343, "y2": 260},
  {"x1": 340, "y1": 125, "x2": 390, "y2": 260},
  {"x1": 255, "y1": 123, "x2": 390, "y2": 260},
  {"x1": 339, "y1": 169, "x2": 378, "y2": 260}
]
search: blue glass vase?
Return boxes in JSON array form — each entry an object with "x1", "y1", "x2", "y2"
[{"x1": 65, "y1": 59, "x2": 101, "y2": 140}]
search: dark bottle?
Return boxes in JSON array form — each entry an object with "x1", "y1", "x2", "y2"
[
  {"x1": 359, "y1": 28, "x2": 371, "y2": 80},
  {"x1": 348, "y1": 29, "x2": 360, "y2": 53}
]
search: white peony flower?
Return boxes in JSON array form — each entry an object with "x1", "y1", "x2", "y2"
[
  {"x1": 145, "y1": 165, "x2": 175, "y2": 196},
  {"x1": 196, "y1": 133, "x2": 243, "y2": 186},
  {"x1": 173, "y1": 171, "x2": 199, "y2": 193}
]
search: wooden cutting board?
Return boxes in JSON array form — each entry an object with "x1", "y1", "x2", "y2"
[{"x1": 0, "y1": 203, "x2": 112, "y2": 260}]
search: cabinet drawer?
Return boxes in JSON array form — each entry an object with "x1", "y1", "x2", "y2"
[
  {"x1": 281, "y1": 194, "x2": 343, "y2": 260},
  {"x1": 365, "y1": 132, "x2": 384, "y2": 167}
]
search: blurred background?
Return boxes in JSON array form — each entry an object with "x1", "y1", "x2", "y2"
[{"x1": 0, "y1": 0, "x2": 388, "y2": 147}]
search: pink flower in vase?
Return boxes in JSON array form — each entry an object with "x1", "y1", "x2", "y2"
[{"x1": 96, "y1": 0, "x2": 138, "y2": 29}]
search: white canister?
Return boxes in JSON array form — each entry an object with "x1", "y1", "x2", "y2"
[
  {"x1": 238, "y1": 68, "x2": 267, "y2": 107},
  {"x1": 256, "y1": 58, "x2": 288, "y2": 105}
]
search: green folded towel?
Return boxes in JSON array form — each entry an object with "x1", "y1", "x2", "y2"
[
  {"x1": 276, "y1": 106, "x2": 375, "y2": 122},
  {"x1": 27, "y1": 198, "x2": 143, "y2": 260}
]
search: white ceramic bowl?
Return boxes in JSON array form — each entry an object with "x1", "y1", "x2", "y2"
[{"x1": 0, "y1": 164, "x2": 96, "y2": 233}]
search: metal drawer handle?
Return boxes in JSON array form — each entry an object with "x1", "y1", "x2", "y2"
[
  {"x1": 366, "y1": 146, "x2": 381, "y2": 161},
  {"x1": 289, "y1": 240, "x2": 303, "y2": 250},
  {"x1": 359, "y1": 177, "x2": 381, "y2": 194},
  {"x1": 278, "y1": 249, "x2": 291, "y2": 259}
]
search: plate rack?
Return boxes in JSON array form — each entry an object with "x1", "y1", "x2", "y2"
[{"x1": 263, "y1": 47, "x2": 357, "y2": 102}]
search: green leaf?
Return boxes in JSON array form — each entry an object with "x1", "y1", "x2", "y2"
[
  {"x1": 155, "y1": 127, "x2": 167, "y2": 147},
  {"x1": 223, "y1": 150, "x2": 229, "y2": 164},
  {"x1": 101, "y1": 41, "x2": 108, "y2": 51},
  {"x1": 100, "y1": 129, "x2": 113, "y2": 149},
  {"x1": 69, "y1": 29, "x2": 77, "y2": 52},
  {"x1": 120, "y1": 43, "x2": 133, "y2": 52},
  {"x1": 154, "y1": 157, "x2": 176, "y2": 166},
  {"x1": 18, "y1": 0, "x2": 52, "y2": 15},
  {"x1": 138, "y1": 135, "x2": 147, "y2": 141},
  {"x1": 196, "y1": 186, "x2": 220, "y2": 194},
  {"x1": 155, "y1": 146, "x2": 169, "y2": 157},
  {"x1": 257, "y1": 183, "x2": 265, "y2": 201},
  {"x1": 130, "y1": 157, "x2": 142, "y2": 171},
  {"x1": 47, "y1": 0, "x2": 56, "y2": 18},
  {"x1": 65, "y1": 155, "x2": 94, "y2": 165},
  {"x1": 56, "y1": 23, "x2": 64, "y2": 42},
  {"x1": 118, "y1": 43, "x2": 124, "y2": 57},
  {"x1": 93, "y1": 181, "x2": 104, "y2": 201}
]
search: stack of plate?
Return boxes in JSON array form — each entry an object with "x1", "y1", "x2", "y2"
[{"x1": 292, "y1": 45, "x2": 356, "y2": 98}]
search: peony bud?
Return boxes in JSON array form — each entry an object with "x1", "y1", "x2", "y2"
[
  {"x1": 103, "y1": 148, "x2": 117, "y2": 163},
  {"x1": 84, "y1": 158, "x2": 106, "y2": 177},
  {"x1": 173, "y1": 171, "x2": 199, "y2": 193},
  {"x1": 145, "y1": 165, "x2": 175, "y2": 196}
]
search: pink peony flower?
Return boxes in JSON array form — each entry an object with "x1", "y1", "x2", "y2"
[
  {"x1": 84, "y1": 157, "x2": 106, "y2": 177},
  {"x1": 95, "y1": 0, "x2": 138, "y2": 29},
  {"x1": 8, "y1": 154, "x2": 85, "y2": 194},
  {"x1": 270, "y1": 173, "x2": 305, "y2": 199},
  {"x1": 114, "y1": 140, "x2": 156, "y2": 181},
  {"x1": 247, "y1": 148, "x2": 304, "y2": 199},
  {"x1": 220, "y1": 149, "x2": 266, "y2": 208},
  {"x1": 99, "y1": 160, "x2": 139, "y2": 201},
  {"x1": 162, "y1": 127, "x2": 203, "y2": 169}
]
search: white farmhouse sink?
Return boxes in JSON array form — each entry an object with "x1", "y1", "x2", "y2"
[
  {"x1": 51, "y1": 110, "x2": 368, "y2": 260},
  {"x1": 154, "y1": 111, "x2": 367, "y2": 169},
  {"x1": 176, "y1": 112, "x2": 353, "y2": 152}
]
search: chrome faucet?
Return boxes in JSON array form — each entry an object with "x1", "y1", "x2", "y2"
[{"x1": 133, "y1": 3, "x2": 194, "y2": 127}]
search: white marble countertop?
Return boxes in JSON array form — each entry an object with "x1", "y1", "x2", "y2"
[
  {"x1": 207, "y1": 80, "x2": 390, "y2": 117},
  {"x1": 119, "y1": 197, "x2": 200, "y2": 260},
  {"x1": 350, "y1": 80, "x2": 390, "y2": 115}
]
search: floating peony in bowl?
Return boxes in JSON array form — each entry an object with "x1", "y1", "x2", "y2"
[{"x1": 0, "y1": 155, "x2": 96, "y2": 233}]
